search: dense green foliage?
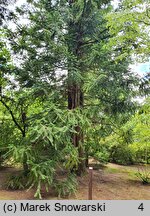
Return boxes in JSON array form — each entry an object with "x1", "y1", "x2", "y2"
[
  {"x1": 106, "y1": 0, "x2": 150, "y2": 60},
  {"x1": 0, "y1": 0, "x2": 149, "y2": 198},
  {"x1": 101, "y1": 98, "x2": 150, "y2": 165}
]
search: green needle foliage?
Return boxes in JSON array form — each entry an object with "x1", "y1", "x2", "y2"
[{"x1": 0, "y1": 0, "x2": 148, "y2": 198}]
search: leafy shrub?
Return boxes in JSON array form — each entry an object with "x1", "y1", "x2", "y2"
[
  {"x1": 128, "y1": 100, "x2": 150, "y2": 164},
  {"x1": 93, "y1": 150, "x2": 109, "y2": 164},
  {"x1": 86, "y1": 137, "x2": 110, "y2": 165},
  {"x1": 130, "y1": 143, "x2": 150, "y2": 164},
  {"x1": 110, "y1": 144, "x2": 134, "y2": 165},
  {"x1": 103, "y1": 99, "x2": 150, "y2": 165}
]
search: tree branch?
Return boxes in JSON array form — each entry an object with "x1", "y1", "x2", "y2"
[
  {"x1": 80, "y1": 28, "x2": 110, "y2": 47},
  {"x1": 0, "y1": 98, "x2": 24, "y2": 134}
]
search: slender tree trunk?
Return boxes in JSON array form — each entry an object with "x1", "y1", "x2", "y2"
[
  {"x1": 85, "y1": 152, "x2": 89, "y2": 167},
  {"x1": 22, "y1": 112, "x2": 29, "y2": 176},
  {"x1": 23, "y1": 152, "x2": 29, "y2": 176}
]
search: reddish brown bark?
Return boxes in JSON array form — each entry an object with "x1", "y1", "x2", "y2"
[{"x1": 68, "y1": 83, "x2": 85, "y2": 175}]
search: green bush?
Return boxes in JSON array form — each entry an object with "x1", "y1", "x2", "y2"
[
  {"x1": 104, "y1": 99, "x2": 150, "y2": 166},
  {"x1": 93, "y1": 150, "x2": 109, "y2": 164},
  {"x1": 86, "y1": 138, "x2": 110, "y2": 165},
  {"x1": 110, "y1": 144, "x2": 134, "y2": 165},
  {"x1": 130, "y1": 143, "x2": 150, "y2": 164}
]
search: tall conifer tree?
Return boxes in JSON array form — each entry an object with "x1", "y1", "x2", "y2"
[{"x1": 6, "y1": 0, "x2": 139, "y2": 175}]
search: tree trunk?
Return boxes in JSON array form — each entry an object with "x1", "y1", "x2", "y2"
[
  {"x1": 23, "y1": 153, "x2": 29, "y2": 176},
  {"x1": 22, "y1": 113, "x2": 29, "y2": 176},
  {"x1": 67, "y1": 0, "x2": 86, "y2": 176},
  {"x1": 68, "y1": 83, "x2": 85, "y2": 175}
]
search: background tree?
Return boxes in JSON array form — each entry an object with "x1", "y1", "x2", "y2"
[
  {"x1": 106, "y1": 0, "x2": 150, "y2": 60},
  {"x1": 104, "y1": 97, "x2": 150, "y2": 165}
]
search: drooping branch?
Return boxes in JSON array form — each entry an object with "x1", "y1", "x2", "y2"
[{"x1": 0, "y1": 97, "x2": 24, "y2": 135}]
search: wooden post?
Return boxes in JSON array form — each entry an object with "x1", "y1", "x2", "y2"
[{"x1": 88, "y1": 167, "x2": 93, "y2": 200}]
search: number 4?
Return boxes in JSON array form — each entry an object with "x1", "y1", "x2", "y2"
[{"x1": 138, "y1": 203, "x2": 144, "y2": 211}]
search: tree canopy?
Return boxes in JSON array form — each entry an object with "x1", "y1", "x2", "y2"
[{"x1": 106, "y1": 0, "x2": 150, "y2": 60}]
